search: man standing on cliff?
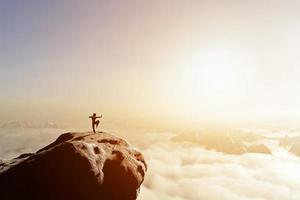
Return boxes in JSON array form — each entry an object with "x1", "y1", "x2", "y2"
[{"x1": 89, "y1": 113, "x2": 102, "y2": 133}]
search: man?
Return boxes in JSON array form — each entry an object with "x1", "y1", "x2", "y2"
[{"x1": 89, "y1": 113, "x2": 102, "y2": 133}]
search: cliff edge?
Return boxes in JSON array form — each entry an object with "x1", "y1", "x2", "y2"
[{"x1": 0, "y1": 132, "x2": 147, "y2": 200}]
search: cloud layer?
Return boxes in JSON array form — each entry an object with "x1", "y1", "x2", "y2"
[
  {"x1": 137, "y1": 132, "x2": 300, "y2": 200},
  {"x1": 0, "y1": 128, "x2": 300, "y2": 200}
]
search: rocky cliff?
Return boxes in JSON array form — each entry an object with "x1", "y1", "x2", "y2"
[{"x1": 0, "y1": 132, "x2": 147, "y2": 200}]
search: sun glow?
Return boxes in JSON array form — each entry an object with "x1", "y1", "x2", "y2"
[
  {"x1": 180, "y1": 45, "x2": 249, "y2": 104},
  {"x1": 187, "y1": 50, "x2": 242, "y2": 101},
  {"x1": 165, "y1": 45, "x2": 258, "y2": 122}
]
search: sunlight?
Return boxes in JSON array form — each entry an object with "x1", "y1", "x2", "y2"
[{"x1": 183, "y1": 47, "x2": 243, "y2": 104}]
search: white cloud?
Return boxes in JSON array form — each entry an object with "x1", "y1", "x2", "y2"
[
  {"x1": 1, "y1": 128, "x2": 300, "y2": 200},
  {"x1": 137, "y1": 132, "x2": 300, "y2": 200}
]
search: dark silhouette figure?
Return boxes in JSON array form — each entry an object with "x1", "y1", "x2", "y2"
[{"x1": 89, "y1": 113, "x2": 102, "y2": 133}]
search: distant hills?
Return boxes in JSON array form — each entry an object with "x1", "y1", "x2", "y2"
[
  {"x1": 172, "y1": 128, "x2": 271, "y2": 155},
  {"x1": 0, "y1": 120, "x2": 60, "y2": 129}
]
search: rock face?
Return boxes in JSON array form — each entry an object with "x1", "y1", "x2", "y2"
[
  {"x1": 279, "y1": 136, "x2": 300, "y2": 156},
  {"x1": 0, "y1": 132, "x2": 147, "y2": 200},
  {"x1": 246, "y1": 144, "x2": 271, "y2": 154},
  {"x1": 290, "y1": 141, "x2": 300, "y2": 156}
]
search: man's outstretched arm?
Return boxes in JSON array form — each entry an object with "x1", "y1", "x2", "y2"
[{"x1": 96, "y1": 115, "x2": 103, "y2": 118}]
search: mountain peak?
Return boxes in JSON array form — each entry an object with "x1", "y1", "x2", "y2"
[{"x1": 0, "y1": 132, "x2": 147, "y2": 200}]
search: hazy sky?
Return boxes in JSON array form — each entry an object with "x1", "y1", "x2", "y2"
[{"x1": 1, "y1": 0, "x2": 300, "y2": 127}]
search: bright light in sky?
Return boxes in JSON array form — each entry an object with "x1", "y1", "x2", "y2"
[
  {"x1": 184, "y1": 47, "x2": 244, "y2": 102},
  {"x1": 1, "y1": 0, "x2": 300, "y2": 128}
]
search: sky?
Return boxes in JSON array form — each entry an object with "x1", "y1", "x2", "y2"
[{"x1": 1, "y1": 0, "x2": 300, "y2": 128}]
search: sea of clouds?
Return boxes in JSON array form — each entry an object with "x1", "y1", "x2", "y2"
[
  {"x1": 0, "y1": 127, "x2": 300, "y2": 200},
  {"x1": 137, "y1": 132, "x2": 300, "y2": 200}
]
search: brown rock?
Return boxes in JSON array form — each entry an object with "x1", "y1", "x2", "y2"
[
  {"x1": 246, "y1": 144, "x2": 272, "y2": 154},
  {"x1": 0, "y1": 132, "x2": 147, "y2": 200}
]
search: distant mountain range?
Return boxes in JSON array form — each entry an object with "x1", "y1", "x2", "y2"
[
  {"x1": 0, "y1": 121, "x2": 60, "y2": 129},
  {"x1": 171, "y1": 128, "x2": 271, "y2": 155}
]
